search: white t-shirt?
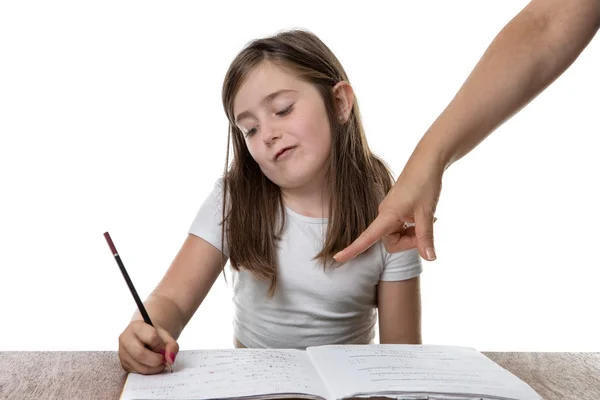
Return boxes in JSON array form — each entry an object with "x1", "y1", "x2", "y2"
[{"x1": 188, "y1": 179, "x2": 423, "y2": 349}]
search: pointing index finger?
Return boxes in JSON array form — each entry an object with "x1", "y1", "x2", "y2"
[{"x1": 334, "y1": 213, "x2": 395, "y2": 262}]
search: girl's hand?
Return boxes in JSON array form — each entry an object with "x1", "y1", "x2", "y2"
[{"x1": 118, "y1": 320, "x2": 179, "y2": 374}]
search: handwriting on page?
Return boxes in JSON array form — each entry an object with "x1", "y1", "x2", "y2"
[
  {"x1": 307, "y1": 345, "x2": 541, "y2": 400},
  {"x1": 122, "y1": 349, "x2": 330, "y2": 400}
]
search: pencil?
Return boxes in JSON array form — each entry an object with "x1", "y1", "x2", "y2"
[{"x1": 103, "y1": 231, "x2": 173, "y2": 373}]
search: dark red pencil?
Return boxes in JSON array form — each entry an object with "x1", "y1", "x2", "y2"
[
  {"x1": 104, "y1": 232, "x2": 154, "y2": 326},
  {"x1": 103, "y1": 231, "x2": 172, "y2": 373}
]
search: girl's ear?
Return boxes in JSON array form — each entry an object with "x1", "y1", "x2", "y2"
[{"x1": 332, "y1": 81, "x2": 355, "y2": 123}]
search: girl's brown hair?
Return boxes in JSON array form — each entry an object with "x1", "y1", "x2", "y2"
[{"x1": 220, "y1": 29, "x2": 394, "y2": 296}]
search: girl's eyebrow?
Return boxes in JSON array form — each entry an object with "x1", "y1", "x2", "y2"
[{"x1": 235, "y1": 89, "x2": 298, "y2": 123}]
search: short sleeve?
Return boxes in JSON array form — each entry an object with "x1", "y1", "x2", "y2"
[
  {"x1": 188, "y1": 178, "x2": 230, "y2": 258},
  {"x1": 379, "y1": 246, "x2": 422, "y2": 281}
]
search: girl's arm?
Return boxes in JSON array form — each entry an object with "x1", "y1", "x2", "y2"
[
  {"x1": 377, "y1": 276, "x2": 422, "y2": 344},
  {"x1": 131, "y1": 233, "x2": 226, "y2": 340}
]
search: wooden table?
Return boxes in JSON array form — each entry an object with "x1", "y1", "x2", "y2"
[{"x1": 0, "y1": 351, "x2": 598, "y2": 399}]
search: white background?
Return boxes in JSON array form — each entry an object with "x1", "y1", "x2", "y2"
[{"x1": 1, "y1": 0, "x2": 598, "y2": 352}]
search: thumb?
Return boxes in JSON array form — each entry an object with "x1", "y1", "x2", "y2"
[
  {"x1": 415, "y1": 207, "x2": 436, "y2": 261},
  {"x1": 334, "y1": 213, "x2": 396, "y2": 263},
  {"x1": 157, "y1": 327, "x2": 179, "y2": 365}
]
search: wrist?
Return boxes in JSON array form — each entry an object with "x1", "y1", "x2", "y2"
[
  {"x1": 410, "y1": 130, "x2": 450, "y2": 176},
  {"x1": 131, "y1": 295, "x2": 185, "y2": 338}
]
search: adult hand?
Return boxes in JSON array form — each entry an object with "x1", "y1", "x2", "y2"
[{"x1": 334, "y1": 151, "x2": 443, "y2": 262}]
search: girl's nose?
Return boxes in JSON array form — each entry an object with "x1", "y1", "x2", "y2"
[{"x1": 262, "y1": 126, "x2": 282, "y2": 145}]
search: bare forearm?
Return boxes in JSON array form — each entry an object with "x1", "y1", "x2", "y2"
[
  {"x1": 378, "y1": 308, "x2": 422, "y2": 345},
  {"x1": 379, "y1": 328, "x2": 422, "y2": 345},
  {"x1": 377, "y1": 278, "x2": 422, "y2": 345},
  {"x1": 131, "y1": 293, "x2": 185, "y2": 340},
  {"x1": 418, "y1": 0, "x2": 600, "y2": 170}
]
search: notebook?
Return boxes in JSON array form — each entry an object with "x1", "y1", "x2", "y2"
[{"x1": 120, "y1": 344, "x2": 543, "y2": 400}]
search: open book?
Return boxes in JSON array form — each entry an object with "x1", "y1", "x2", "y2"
[{"x1": 120, "y1": 344, "x2": 543, "y2": 400}]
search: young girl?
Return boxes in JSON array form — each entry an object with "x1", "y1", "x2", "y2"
[{"x1": 118, "y1": 29, "x2": 423, "y2": 375}]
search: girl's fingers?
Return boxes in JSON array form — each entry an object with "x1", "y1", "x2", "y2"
[{"x1": 121, "y1": 343, "x2": 167, "y2": 375}]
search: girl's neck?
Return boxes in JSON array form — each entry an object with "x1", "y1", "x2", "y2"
[{"x1": 281, "y1": 180, "x2": 330, "y2": 219}]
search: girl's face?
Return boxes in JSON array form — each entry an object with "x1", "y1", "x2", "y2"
[{"x1": 233, "y1": 61, "x2": 333, "y2": 191}]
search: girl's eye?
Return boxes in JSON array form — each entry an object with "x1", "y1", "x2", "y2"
[
  {"x1": 243, "y1": 105, "x2": 293, "y2": 137},
  {"x1": 276, "y1": 105, "x2": 293, "y2": 116}
]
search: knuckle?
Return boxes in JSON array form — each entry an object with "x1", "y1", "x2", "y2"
[
  {"x1": 419, "y1": 233, "x2": 434, "y2": 242},
  {"x1": 131, "y1": 320, "x2": 144, "y2": 330},
  {"x1": 119, "y1": 337, "x2": 132, "y2": 351},
  {"x1": 147, "y1": 330, "x2": 159, "y2": 344},
  {"x1": 132, "y1": 346, "x2": 145, "y2": 361}
]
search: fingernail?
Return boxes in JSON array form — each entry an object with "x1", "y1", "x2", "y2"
[
  {"x1": 170, "y1": 352, "x2": 176, "y2": 363},
  {"x1": 426, "y1": 247, "x2": 436, "y2": 261},
  {"x1": 333, "y1": 252, "x2": 341, "y2": 260}
]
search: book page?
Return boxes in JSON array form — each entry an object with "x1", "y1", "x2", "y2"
[
  {"x1": 121, "y1": 348, "x2": 331, "y2": 400},
  {"x1": 307, "y1": 344, "x2": 542, "y2": 400}
]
